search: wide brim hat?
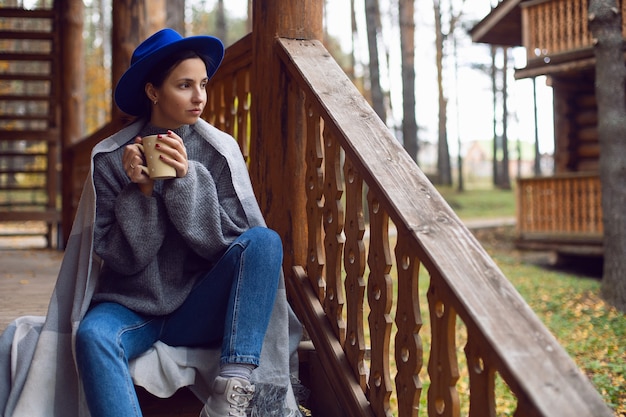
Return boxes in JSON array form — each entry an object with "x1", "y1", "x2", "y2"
[{"x1": 114, "y1": 28, "x2": 224, "y2": 116}]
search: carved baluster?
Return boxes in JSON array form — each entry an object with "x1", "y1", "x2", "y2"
[
  {"x1": 592, "y1": 176, "x2": 600, "y2": 232},
  {"x1": 557, "y1": 0, "x2": 566, "y2": 53},
  {"x1": 304, "y1": 98, "x2": 326, "y2": 301},
  {"x1": 427, "y1": 277, "x2": 460, "y2": 417},
  {"x1": 531, "y1": 5, "x2": 546, "y2": 56},
  {"x1": 205, "y1": 81, "x2": 218, "y2": 127},
  {"x1": 223, "y1": 74, "x2": 235, "y2": 135},
  {"x1": 513, "y1": 398, "x2": 541, "y2": 417},
  {"x1": 367, "y1": 191, "x2": 393, "y2": 417},
  {"x1": 580, "y1": 0, "x2": 589, "y2": 43},
  {"x1": 343, "y1": 158, "x2": 367, "y2": 391},
  {"x1": 323, "y1": 128, "x2": 346, "y2": 343},
  {"x1": 573, "y1": 0, "x2": 581, "y2": 49},
  {"x1": 568, "y1": 177, "x2": 574, "y2": 232},
  {"x1": 464, "y1": 334, "x2": 496, "y2": 417},
  {"x1": 537, "y1": 4, "x2": 552, "y2": 56},
  {"x1": 551, "y1": 1, "x2": 559, "y2": 54},
  {"x1": 394, "y1": 234, "x2": 423, "y2": 417},
  {"x1": 214, "y1": 78, "x2": 227, "y2": 132},
  {"x1": 565, "y1": 0, "x2": 573, "y2": 50},
  {"x1": 235, "y1": 69, "x2": 250, "y2": 161}
]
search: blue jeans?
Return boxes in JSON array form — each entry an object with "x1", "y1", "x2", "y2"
[{"x1": 75, "y1": 226, "x2": 282, "y2": 417}]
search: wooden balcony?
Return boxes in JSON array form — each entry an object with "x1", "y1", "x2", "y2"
[
  {"x1": 517, "y1": 173, "x2": 603, "y2": 256},
  {"x1": 519, "y1": 0, "x2": 626, "y2": 77}
]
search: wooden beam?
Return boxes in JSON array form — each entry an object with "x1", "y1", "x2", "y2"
[
  {"x1": 250, "y1": 0, "x2": 323, "y2": 272},
  {"x1": 59, "y1": 0, "x2": 84, "y2": 246}
]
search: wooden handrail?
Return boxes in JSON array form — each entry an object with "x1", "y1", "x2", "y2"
[{"x1": 274, "y1": 38, "x2": 612, "y2": 417}]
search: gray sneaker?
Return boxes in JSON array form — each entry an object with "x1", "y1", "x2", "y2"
[{"x1": 200, "y1": 376, "x2": 255, "y2": 417}]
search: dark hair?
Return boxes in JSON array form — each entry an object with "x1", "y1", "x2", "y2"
[{"x1": 138, "y1": 50, "x2": 215, "y2": 116}]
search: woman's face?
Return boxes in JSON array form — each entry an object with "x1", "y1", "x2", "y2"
[{"x1": 147, "y1": 57, "x2": 208, "y2": 129}]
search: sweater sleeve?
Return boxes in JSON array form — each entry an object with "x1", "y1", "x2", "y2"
[
  {"x1": 161, "y1": 157, "x2": 249, "y2": 260},
  {"x1": 93, "y1": 152, "x2": 169, "y2": 275}
]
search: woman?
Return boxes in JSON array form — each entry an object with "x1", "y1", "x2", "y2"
[{"x1": 73, "y1": 29, "x2": 294, "y2": 417}]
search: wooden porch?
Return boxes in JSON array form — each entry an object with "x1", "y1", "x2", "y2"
[
  {"x1": 0, "y1": 0, "x2": 616, "y2": 416},
  {"x1": 472, "y1": 0, "x2": 626, "y2": 79}
]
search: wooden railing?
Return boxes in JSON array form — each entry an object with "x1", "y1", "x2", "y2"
[
  {"x1": 516, "y1": 173, "x2": 603, "y2": 254},
  {"x1": 522, "y1": 0, "x2": 626, "y2": 62},
  {"x1": 206, "y1": 34, "x2": 613, "y2": 416},
  {"x1": 202, "y1": 34, "x2": 252, "y2": 162}
]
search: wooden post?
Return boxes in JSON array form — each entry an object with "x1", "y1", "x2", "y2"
[
  {"x1": 250, "y1": 0, "x2": 323, "y2": 271},
  {"x1": 59, "y1": 0, "x2": 84, "y2": 245}
]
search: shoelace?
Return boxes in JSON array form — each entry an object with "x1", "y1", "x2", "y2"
[{"x1": 228, "y1": 383, "x2": 255, "y2": 416}]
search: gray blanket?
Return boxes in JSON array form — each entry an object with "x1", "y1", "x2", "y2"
[{"x1": 0, "y1": 119, "x2": 303, "y2": 417}]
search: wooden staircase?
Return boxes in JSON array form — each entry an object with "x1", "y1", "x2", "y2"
[{"x1": 0, "y1": 5, "x2": 61, "y2": 248}]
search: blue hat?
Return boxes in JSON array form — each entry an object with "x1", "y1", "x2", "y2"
[{"x1": 114, "y1": 28, "x2": 224, "y2": 116}]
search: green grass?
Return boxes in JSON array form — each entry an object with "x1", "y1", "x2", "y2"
[{"x1": 436, "y1": 185, "x2": 517, "y2": 220}]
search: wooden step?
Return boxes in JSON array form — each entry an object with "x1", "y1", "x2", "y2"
[
  {"x1": 0, "y1": 8, "x2": 55, "y2": 19},
  {"x1": 0, "y1": 30, "x2": 54, "y2": 40},
  {"x1": 0, "y1": 129, "x2": 59, "y2": 141}
]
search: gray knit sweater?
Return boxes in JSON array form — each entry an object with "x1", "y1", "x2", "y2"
[{"x1": 91, "y1": 123, "x2": 249, "y2": 315}]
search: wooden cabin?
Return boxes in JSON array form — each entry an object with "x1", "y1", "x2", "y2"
[
  {"x1": 471, "y1": 0, "x2": 609, "y2": 257},
  {"x1": 0, "y1": 1, "x2": 614, "y2": 416}
]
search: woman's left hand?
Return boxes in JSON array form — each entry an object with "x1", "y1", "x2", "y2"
[{"x1": 157, "y1": 130, "x2": 189, "y2": 178}]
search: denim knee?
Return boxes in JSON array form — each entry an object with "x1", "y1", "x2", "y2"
[
  {"x1": 247, "y1": 227, "x2": 283, "y2": 259},
  {"x1": 75, "y1": 315, "x2": 111, "y2": 361}
]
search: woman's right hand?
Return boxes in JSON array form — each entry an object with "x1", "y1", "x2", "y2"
[{"x1": 123, "y1": 136, "x2": 154, "y2": 196}]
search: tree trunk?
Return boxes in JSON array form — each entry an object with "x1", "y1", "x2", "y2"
[
  {"x1": 364, "y1": 0, "x2": 386, "y2": 123},
  {"x1": 589, "y1": 0, "x2": 626, "y2": 312},
  {"x1": 500, "y1": 47, "x2": 511, "y2": 189},
  {"x1": 215, "y1": 0, "x2": 226, "y2": 43},
  {"x1": 111, "y1": 0, "x2": 149, "y2": 119},
  {"x1": 433, "y1": 0, "x2": 451, "y2": 185},
  {"x1": 453, "y1": 34, "x2": 463, "y2": 192},
  {"x1": 349, "y1": 0, "x2": 357, "y2": 80},
  {"x1": 59, "y1": 0, "x2": 85, "y2": 243},
  {"x1": 166, "y1": 0, "x2": 185, "y2": 34},
  {"x1": 491, "y1": 45, "x2": 498, "y2": 186},
  {"x1": 399, "y1": 0, "x2": 418, "y2": 163},
  {"x1": 532, "y1": 77, "x2": 541, "y2": 176}
]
